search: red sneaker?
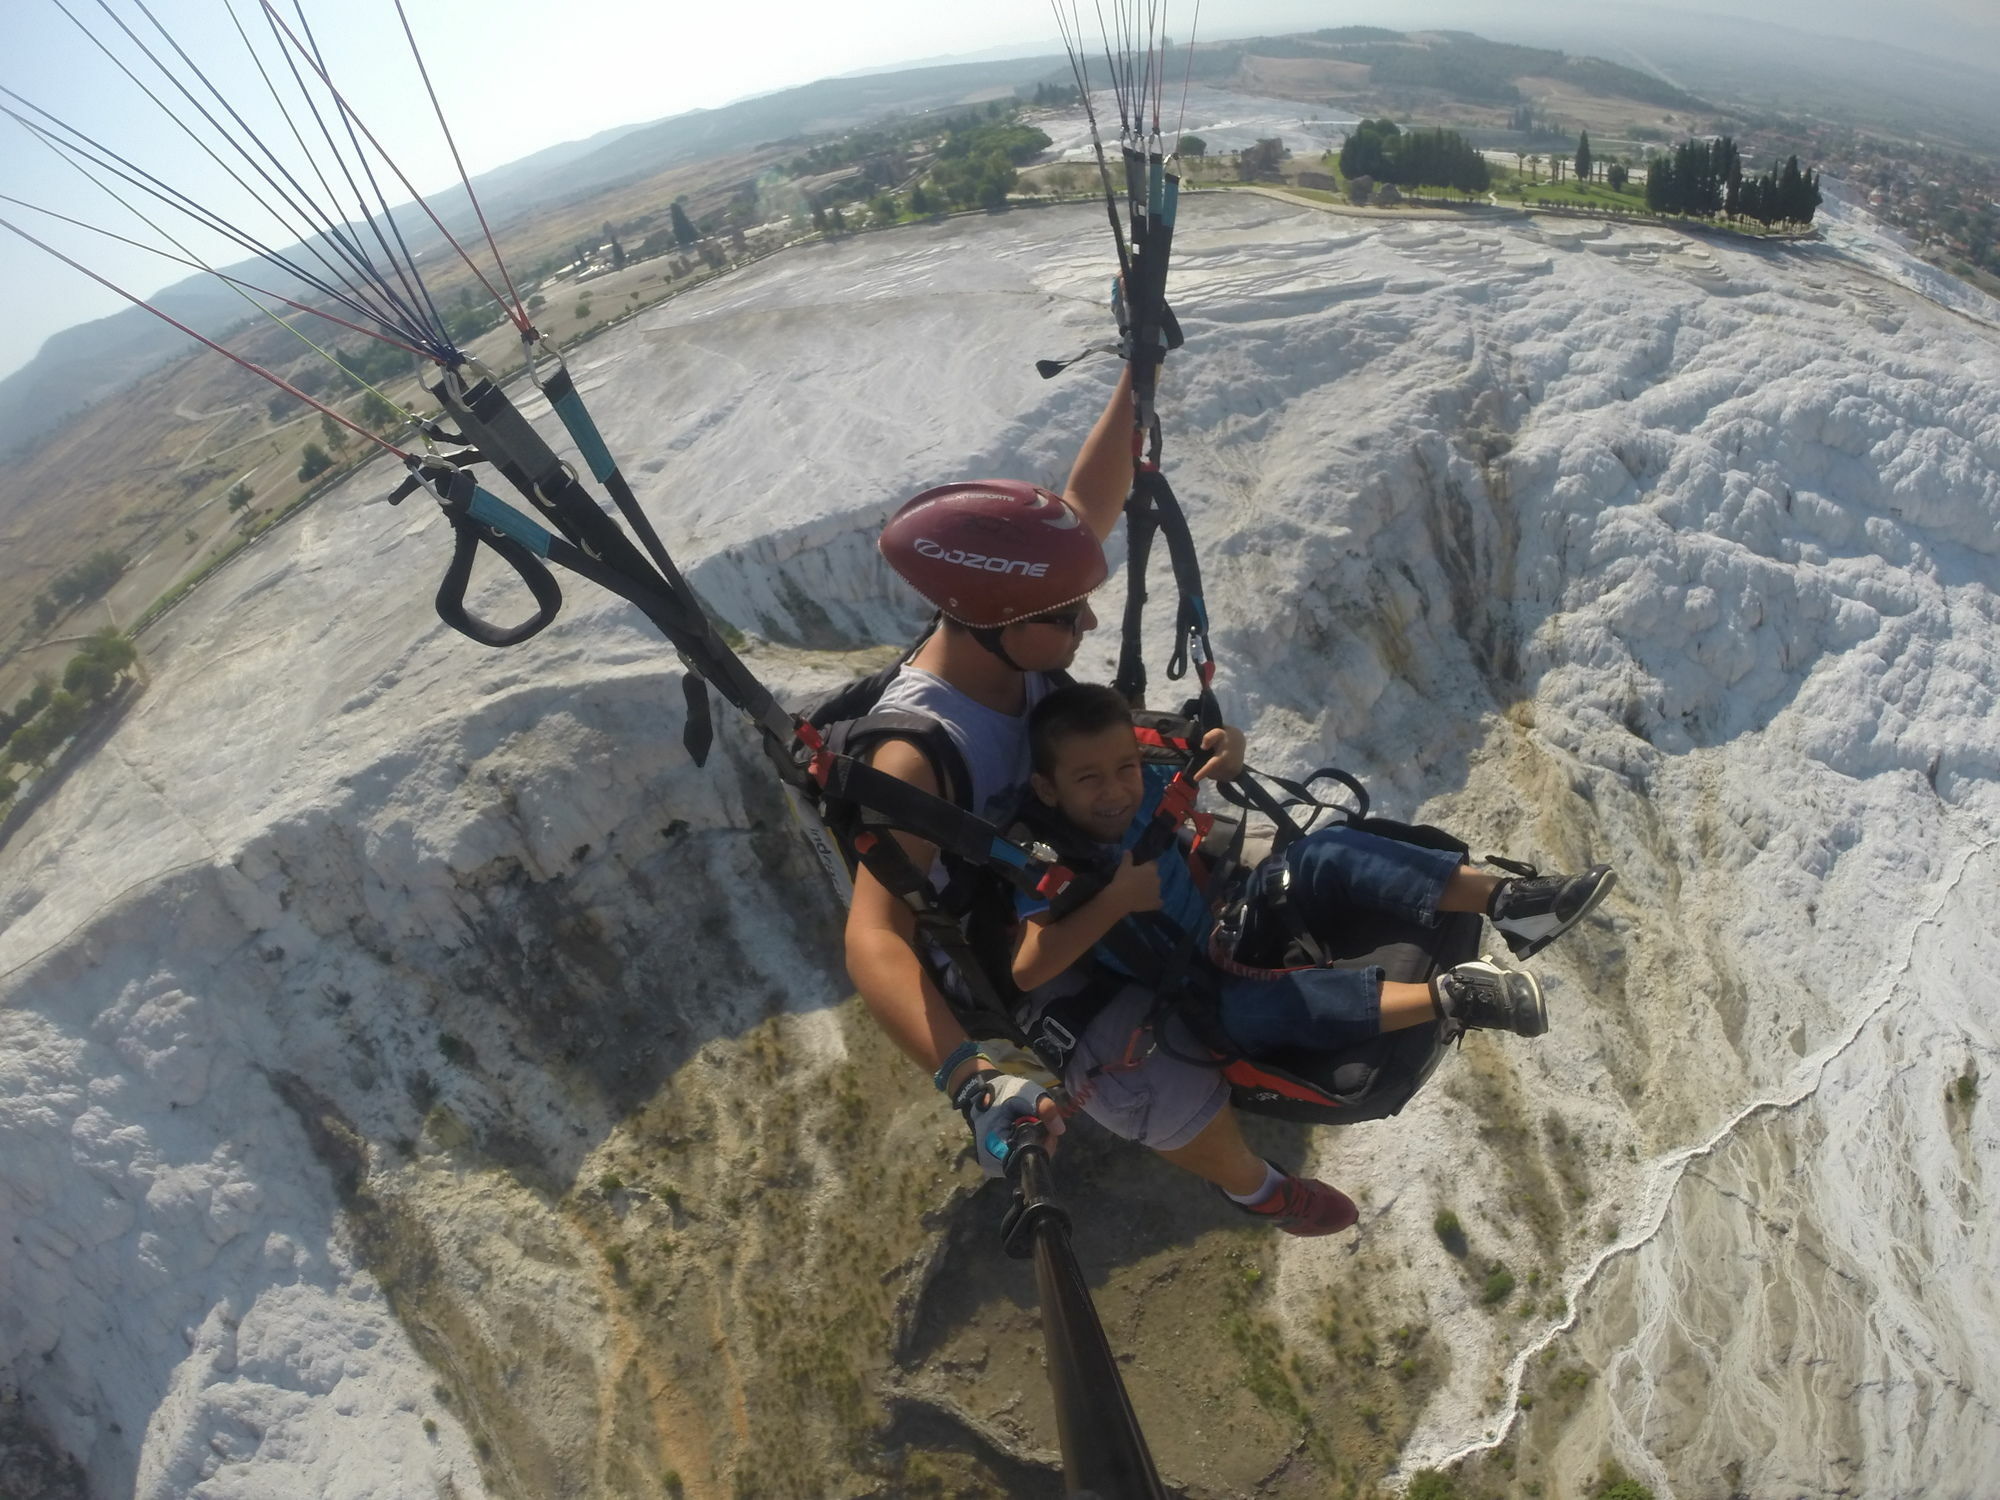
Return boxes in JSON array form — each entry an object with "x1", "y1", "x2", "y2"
[{"x1": 1235, "y1": 1171, "x2": 1359, "y2": 1236}]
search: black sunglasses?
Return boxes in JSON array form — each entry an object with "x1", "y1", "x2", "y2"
[{"x1": 1018, "y1": 607, "x2": 1086, "y2": 632}]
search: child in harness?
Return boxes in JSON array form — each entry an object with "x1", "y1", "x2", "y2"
[{"x1": 1006, "y1": 683, "x2": 1616, "y2": 1236}]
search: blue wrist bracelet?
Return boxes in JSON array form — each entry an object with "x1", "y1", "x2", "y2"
[{"x1": 933, "y1": 1039, "x2": 985, "y2": 1093}]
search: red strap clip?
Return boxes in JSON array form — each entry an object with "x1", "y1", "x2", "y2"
[
  {"x1": 1036, "y1": 863, "x2": 1076, "y2": 901},
  {"x1": 1157, "y1": 772, "x2": 1199, "y2": 824},
  {"x1": 792, "y1": 720, "x2": 835, "y2": 784}
]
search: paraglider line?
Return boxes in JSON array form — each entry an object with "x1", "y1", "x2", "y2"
[
  {"x1": 0, "y1": 92, "x2": 443, "y2": 354},
  {"x1": 68, "y1": 0, "x2": 435, "y2": 349},
  {"x1": 0, "y1": 214, "x2": 413, "y2": 460},
  {"x1": 259, "y1": 0, "x2": 528, "y2": 332},
  {"x1": 1173, "y1": 0, "x2": 1201, "y2": 154},
  {"x1": 392, "y1": 0, "x2": 529, "y2": 326},
  {"x1": 280, "y1": 0, "x2": 460, "y2": 353},
  {"x1": 0, "y1": 186, "x2": 435, "y2": 372}
]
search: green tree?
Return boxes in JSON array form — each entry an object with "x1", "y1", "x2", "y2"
[
  {"x1": 1575, "y1": 129, "x2": 1593, "y2": 185},
  {"x1": 1239, "y1": 138, "x2": 1285, "y2": 180},
  {"x1": 977, "y1": 162, "x2": 1017, "y2": 208},
  {"x1": 227, "y1": 481, "x2": 255, "y2": 512},
  {"x1": 358, "y1": 392, "x2": 399, "y2": 431},
  {"x1": 907, "y1": 183, "x2": 933, "y2": 214},
  {"x1": 33, "y1": 594, "x2": 58, "y2": 629},
  {"x1": 7, "y1": 716, "x2": 60, "y2": 768},
  {"x1": 0, "y1": 772, "x2": 17, "y2": 803},
  {"x1": 43, "y1": 689, "x2": 85, "y2": 740},
  {"x1": 1340, "y1": 118, "x2": 1400, "y2": 180},
  {"x1": 62, "y1": 654, "x2": 119, "y2": 702},
  {"x1": 829, "y1": 206, "x2": 847, "y2": 232},
  {"x1": 609, "y1": 240, "x2": 626, "y2": 271},
  {"x1": 441, "y1": 287, "x2": 506, "y2": 344},
  {"x1": 1778, "y1": 155, "x2": 1819, "y2": 224},
  {"x1": 319, "y1": 412, "x2": 349, "y2": 452},
  {"x1": 1646, "y1": 152, "x2": 1677, "y2": 213},
  {"x1": 870, "y1": 193, "x2": 899, "y2": 226},
  {"x1": 1593, "y1": 1463, "x2": 1656, "y2": 1500},
  {"x1": 78, "y1": 627, "x2": 136, "y2": 674},
  {"x1": 671, "y1": 200, "x2": 698, "y2": 248},
  {"x1": 1177, "y1": 134, "x2": 1207, "y2": 157},
  {"x1": 19, "y1": 676, "x2": 54, "y2": 720},
  {"x1": 298, "y1": 443, "x2": 334, "y2": 482},
  {"x1": 1607, "y1": 161, "x2": 1629, "y2": 193},
  {"x1": 49, "y1": 550, "x2": 127, "y2": 607}
]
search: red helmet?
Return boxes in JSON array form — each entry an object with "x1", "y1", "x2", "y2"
[{"x1": 880, "y1": 480, "x2": 1107, "y2": 628}]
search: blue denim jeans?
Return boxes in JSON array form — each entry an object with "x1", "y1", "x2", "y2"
[
  {"x1": 1282, "y1": 823, "x2": 1463, "y2": 933},
  {"x1": 1219, "y1": 965, "x2": 1387, "y2": 1053},
  {"x1": 1218, "y1": 824, "x2": 1462, "y2": 1057}
]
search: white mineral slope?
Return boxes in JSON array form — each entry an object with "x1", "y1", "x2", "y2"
[
  {"x1": 1039, "y1": 86, "x2": 1357, "y2": 161},
  {"x1": 2, "y1": 191, "x2": 1997, "y2": 1498}
]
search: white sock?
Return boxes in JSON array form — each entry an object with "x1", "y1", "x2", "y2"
[{"x1": 1224, "y1": 1160, "x2": 1287, "y2": 1205}]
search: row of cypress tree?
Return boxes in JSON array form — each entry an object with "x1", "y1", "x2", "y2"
[
  {"x1": 1338, "y1": 119, "x2": 1491, "y2": 195},
  {"x1": 1646, "y1": 136, "x2": 1822, "y2": 227}
]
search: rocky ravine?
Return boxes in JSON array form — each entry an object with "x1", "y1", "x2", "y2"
[{"x1": 3, "y1": 191, "x2": 1997, "y2": 1499}]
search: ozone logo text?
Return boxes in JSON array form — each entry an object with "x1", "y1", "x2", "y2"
[{"x1": 914, "y1": 538, "x2": 1050, "y2": 577}]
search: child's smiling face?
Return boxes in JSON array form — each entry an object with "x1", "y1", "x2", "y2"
[{"x1": 1031, "y1": 723, "x2": 1146, "y2": 843}]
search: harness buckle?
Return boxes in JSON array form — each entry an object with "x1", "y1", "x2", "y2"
[
  {"x1": 791, "y1": 720, "x2": 835, "y2": 784},
  {"x1": 1034, "y1": 1016, "x2": 1079, "y2": 1072},
  {"x1": 1157, "y1": 772, "x2": 1198, "y2": 822}
]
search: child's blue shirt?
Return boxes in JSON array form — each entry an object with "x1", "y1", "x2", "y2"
[{"x1": 1014, "y1": 763, "x2": 1212, "y2": 979}]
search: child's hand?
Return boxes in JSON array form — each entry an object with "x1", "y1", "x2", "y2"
[
  {"x1": 1108, "y1": 851, "x2": 1163, "y2": 912},
  {"x1": 1195, "y1": 725, "x2": 1247, "y2": 782}
]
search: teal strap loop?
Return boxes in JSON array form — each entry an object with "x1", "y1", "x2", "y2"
[
  {"x1": 552, "y1": 389, "x2": 617, "y2": 484},
  {"x1": 467, "y1": 486, "x2": 554, "y2": 557}
]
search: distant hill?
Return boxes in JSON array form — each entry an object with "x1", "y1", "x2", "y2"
[
  {"x1": 0, "y1": 288, "x2": 235, "y2": 468},
  {"x1": 1196, "y1": 28, "x2": 1703, "y2": 110}
]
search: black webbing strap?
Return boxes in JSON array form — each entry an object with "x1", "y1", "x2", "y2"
[
  {"x1": 535, "y1": 351, "x2": 737, "y2": 760},
  {"x1": 845, "y1": 817, "x2": 1029, "y2": 1045},
  {"x1": 822, "y1": 753, "x2": 1072, "y2": 907},
  {"x1": 418, "y1": 366, "x2": 806, "y2": 768},
  {"x1": 1134, "y1": 468, "x2": 1213, "y2": 700},
  {"x1": 1114, "y1": 491, "x2": 1156, "y2": 706},
  {"x1": 433, "y1": 505, "x2": 563, "y2": 648},
  {"x1": 430, "y1": 369, "x2": 656, "y2": 579},
  {"x1": 1213, "y1": 763, "x2": 1368, "y2": 837},
  {"x1": 537, "y1": 532, "x2": 792, "y2": 761},
  {"x1": 1114, "y1": 460, "x2": 1218, "y2": 731}
]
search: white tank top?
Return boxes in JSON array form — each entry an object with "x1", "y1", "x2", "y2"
[{"x1": 871, "y1": 666, "x2": 1053, "y2": 827}]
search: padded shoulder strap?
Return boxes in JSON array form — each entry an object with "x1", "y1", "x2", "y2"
[{"x1": 826, "y1": 709, "x2": 974, "y2": 811}]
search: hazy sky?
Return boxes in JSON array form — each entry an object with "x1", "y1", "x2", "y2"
[{"x1": 1, "y1": 0, "x2": 1995, "y2": 381}]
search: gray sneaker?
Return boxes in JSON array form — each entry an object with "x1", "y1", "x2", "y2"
[
  {"x1": 1489, "y1": 864, "x2": 1616, "y2": 960},
  {"x1": 1433, "y1": 957, "x2": 1548, "y2": 1038}
]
